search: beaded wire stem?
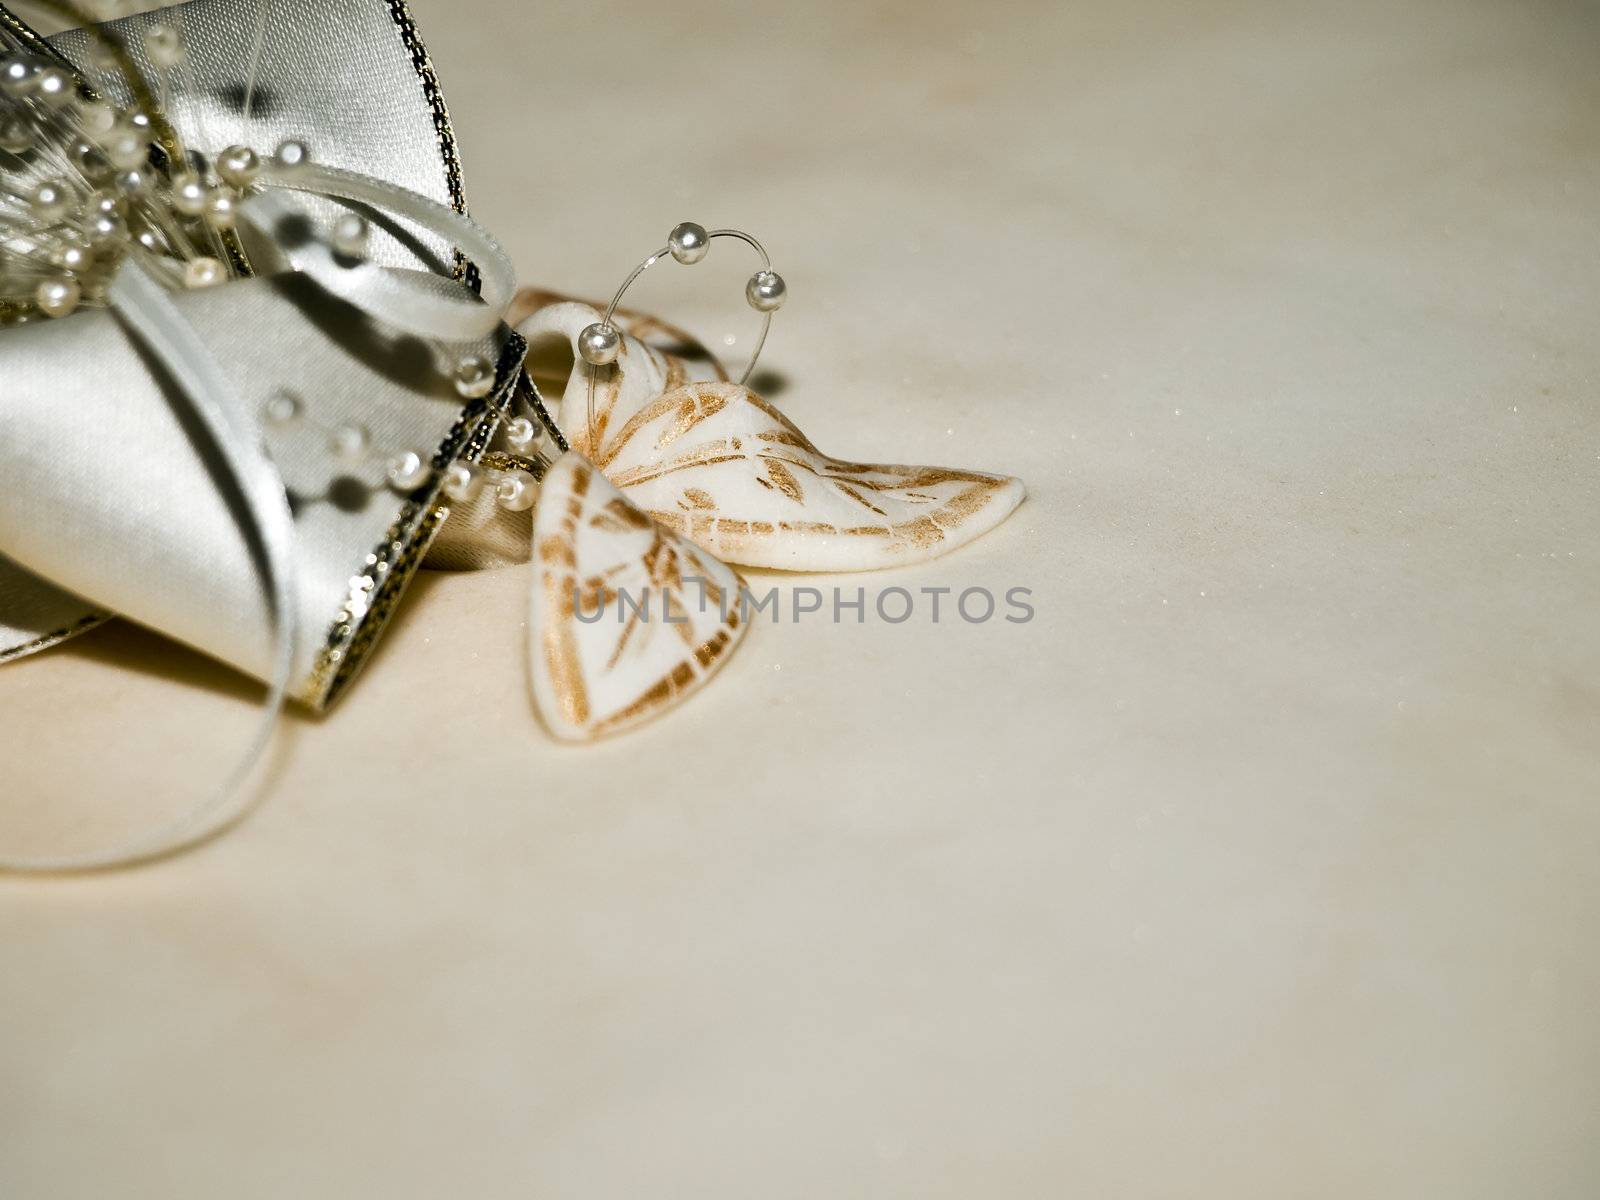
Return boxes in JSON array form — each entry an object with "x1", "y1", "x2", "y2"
[{"x1": 576, "y1": 221, "x2": 786, "y2": 455}]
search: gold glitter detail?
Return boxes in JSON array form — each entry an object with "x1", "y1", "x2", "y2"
[
  {"x1": 0, "y1": 610, "x2": 108, "y2": 663},
  {"x1": 763, "y1": 459, "x2": 803, "y2": 503},
  {"x1": 481, "y1": 449, "x2": 548, "y2": 481},
  {"x1": 383, "y1": 0, "x2": 477, "y2": 290},
  {"x1": 299, "y1": 333, "x2": 523, "y2": 710}
]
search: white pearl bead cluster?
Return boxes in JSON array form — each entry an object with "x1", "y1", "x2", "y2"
[
  {"x1": 0, "y1": 32, "x2": 313, "y2": 324},
  {"x1": 440, "y1": 456, "x2": 541, "y2": 512},
  {"x1": 443, "y1": 418, "x2": 550, "y2": 513},
  {"x1": 484, "y1": 416, "x2": 548, "y2": 511},
  {"x1": 4, "y1": 17, "x2": 550, "y2": 514},
  {"x1": 422, "y1": 455, "x2": 542, "y2": 512}
]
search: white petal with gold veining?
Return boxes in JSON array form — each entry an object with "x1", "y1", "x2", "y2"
[
  {"x1": 529, "y1": 451, "x2": 748, "y2": 741},
  {"x1": 597, "y1": 382, "x2": 1026, "y2": 571}
]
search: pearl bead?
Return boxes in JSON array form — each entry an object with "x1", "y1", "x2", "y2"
[
  {"x1": 127, "y1": 112, "x2": 152, "y2": 133},
  {"x1": 578, "y1": 322, "x2": 621, "y2": 366},
  {"x1": 263, "y1": 393, "x2": 301, "y2": 428},
  {"x1": 113, "y1": 168, "x2": 149, "y2": 195},
  {"x1": 0, "y1": 115, "x2": 31, "y2": 154},
  {"x1": 34, "y1": 68, "x2": 73, "y2": 108},
  {"x1": 30, "y1": 180, "x2": 71, "y2": 223},
  {"x1": 104, "y1": 130, "x2": 147, "y2": 170},
  {"x1": 330, "y1": 423, "x2": 370, "y2": 461},
  {"x1": 273, "y1": 138, "x2": 311, "y2": 173},
  {"x1": 204, "y1": 189, "x2": 238, "y2": 229},
  {"x1": 80, "y1": 101, "x2": 116, "y2": 136},
  {"x1": 50, "y1": 240, "x2": 91, "y2": 271},
  {"x1": 746, "y1": 269, "x2": 787, "y2": 312},
  {"x1": 453, "y1": 354, "x2": 495, "y2": 399},
  {"x1": 330, "y1": 212, "x2": 369, "y2": 259},
  {"x1": 89, "y1": 190, "x2": 123, "y2": 215},
  {"x1": 72, "y1": 141, "x2": 113, "y2": 183},
  {"x1": 495, "y1": 470, "x2": 537, "y2": 512},
  {"x1": 136, "y1": 229, "x2": 164, "y2": 252},
  {"x1": 35, "y1": 277, "x2": 80, "y2": 318},
  {"x1": 669, "y1": 221, "x2": 711, "y2": 265},
  {"x1": 183, "y1": 256, "x2": 224, "y2": 288},
  {"x1": 216, "y1": 144, "x2": 261, "y2": 188},
  {"x1": 504, "y1": 416, "x2": 541, "y2": 451},
  {"x1": 442, "y1": 461, "x2": 485, "y2": 501},
  {"x1": 1, "y1": 58, "x2": 37, "y2": 96},
  {"x1": 171, "y1": 171, "x2": 207, "y2": 215},
  {"x1": 387, "y1": 451, "x2": 430, "y2": 491},
  {"x1": 143, "y1": 24, "x2": 186, "y2": 69}
]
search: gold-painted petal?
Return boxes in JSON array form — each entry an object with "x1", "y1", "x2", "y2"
[
  {"x1": 528, "y1": 451, "x2": 748, "y2": 741},
  {"x1": 605, "y1": 382, "x2": 1026, "y2": 571}
]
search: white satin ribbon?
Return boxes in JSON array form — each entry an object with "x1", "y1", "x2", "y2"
[
  {"x1": 0, "y1": 163, "x2": 519, "y2": 873},
  {"x1": 253, "y1": 160, "x2": 515, "y2": 341},
  {"x1": 0, "y1": 259, "x2": 298, "y2": 873}
]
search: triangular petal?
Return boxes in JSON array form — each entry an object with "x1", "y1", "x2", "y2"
[{"x1": 529, "y1": 451, "x2": 748, "y2": 740}]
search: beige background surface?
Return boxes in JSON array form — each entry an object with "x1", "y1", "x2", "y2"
[{"x1": 4, "y1": 0, "x2": 1600, "y2": 1195}]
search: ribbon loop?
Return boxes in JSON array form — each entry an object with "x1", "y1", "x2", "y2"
[{"x1": 248, "y1": 160, "x2": 517, "y2": 340}]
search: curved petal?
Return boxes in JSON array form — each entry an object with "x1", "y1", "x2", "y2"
[
  {"x1": 510, "y1": 287, "x2": 729, "y2": 381},
  {"x1": 600, "y1": 382, "x2": 1026, "y2": 571},
  {"x1": 529, "y1": 451, "x2": 748, "y2": 741},
  {"x1": 516, "y1": 301, "x2": 692, "y2": 460}
]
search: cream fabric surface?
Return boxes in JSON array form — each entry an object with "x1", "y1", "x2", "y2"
[{"x1": 3, "y1": 0, "x2": 1599, "y2": 1196}]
